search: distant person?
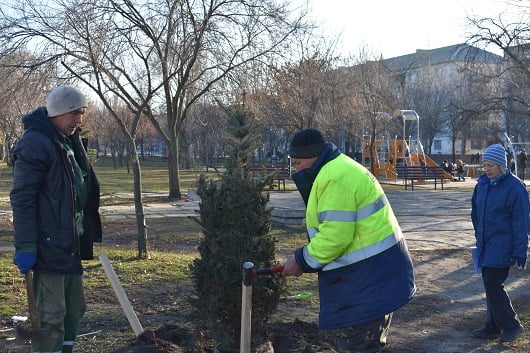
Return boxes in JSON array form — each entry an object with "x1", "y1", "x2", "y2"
[
  {"x1": 11, "y1": 86, "x2": 102, "y2": 353},
  {"x1": 440, "y1": 160, "x2": 453, "y2": 174},
  {"x1": 455, "y1": 159, "x2": 465, "y2": 181},
  {"x1": 517, "y1": 149, "x2": 527, "y2": 180},
  {"x1": 471, "y1": 144, "x2": 529, "y2": 342},
  {"x1": 282, "y1": 128, "x2": 416, "y2": 353}
]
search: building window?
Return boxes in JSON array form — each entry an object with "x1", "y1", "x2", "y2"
[
  {"x1": 434, "y1": 140, "x2": 442, "y2": 150},
  {"x1": 471, "y1": 140, "x2": 482, "y2": 149}
]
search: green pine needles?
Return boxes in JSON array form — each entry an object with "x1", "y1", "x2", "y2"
[{"x1": 189, "y1": 104, "x2": 286, "y2": 352}]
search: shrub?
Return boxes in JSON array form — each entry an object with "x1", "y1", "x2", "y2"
[{"x1": 189, "y1": 104, "x2": 286, "y2": 352}]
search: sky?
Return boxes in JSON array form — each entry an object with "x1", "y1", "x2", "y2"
[{"x1": 306, "y1": 0, "x2": 515, "y2": 58}]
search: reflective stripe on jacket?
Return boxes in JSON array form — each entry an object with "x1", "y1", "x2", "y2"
[
  {"x1": 296, "y1": 153, "x2": 416, "y2": 330},
  {"x1": 304, "y1": 154, "x2": 403, "y2": 270}
]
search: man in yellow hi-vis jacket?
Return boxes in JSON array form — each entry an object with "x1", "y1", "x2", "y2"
[{"x1": 282, "y1": 128, "x2": 416, "y2": 353}]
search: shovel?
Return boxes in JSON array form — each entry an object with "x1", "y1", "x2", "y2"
[
  {"x1": 15, "y1": 270, "x2": 44, "y2": 341},
  {"x1": 281, "y1": 291, "x2": 313, "y2": 301}
]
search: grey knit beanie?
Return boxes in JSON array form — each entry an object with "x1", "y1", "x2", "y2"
[
  {"x1": 46, "y1": 86, "x2": 87, "y2": 117},
  {"x1": 482, "y1": 144, "x2": 507, "y2": 167}
]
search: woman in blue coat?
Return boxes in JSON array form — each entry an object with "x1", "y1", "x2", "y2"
[{"x1": 471, "y1": 143, "x2": 529, "y2": 342}]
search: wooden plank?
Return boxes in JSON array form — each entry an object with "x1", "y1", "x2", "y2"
[{"x1": 99, "y1": 253, "x2": 144, "y2": 336}]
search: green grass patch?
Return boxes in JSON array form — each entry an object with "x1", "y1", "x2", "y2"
[
  {"x1": 1, "y1": 157, "x2": 222, "y2": 201},
  {"x1": 0, "y1": 162, "x2": 12, "y2": 203},
  {"x1": 93, "y1": 156, "x2": 220, "y2": 196},
  {"x1": 0, "y1": 225, "x2": 306, "y2": 318},
  {"x1": 2, "y1": 157, "x2": 488, "y2": 201},
  {"x1": 0, "y1": 252, "x2": 27, "y2": 318},
  {"x1": 86, "y1": 250, "x2": 194, "y2": 284},
  {"x1": 0, "y1": 229, "x2": 13, "y2": 243},
  {"x1": 0, "y1": 246, "x2": 197, "y2": 317}
]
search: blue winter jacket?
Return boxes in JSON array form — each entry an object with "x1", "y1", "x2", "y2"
[{"x1": 471, "y1": 172, "x2": 530, "y2": 268}]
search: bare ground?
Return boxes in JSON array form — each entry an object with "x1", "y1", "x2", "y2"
[{"x1": 2, "y1": 212, "x2": 530, "y2": 353}]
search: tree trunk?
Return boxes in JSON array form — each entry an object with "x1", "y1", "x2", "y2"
[
  {"x1": 131, "y1": 152, "x2": 149, "y2": 259},
  {"x1": 168, "y1": 135, "x2": 182, "y2": 199}
]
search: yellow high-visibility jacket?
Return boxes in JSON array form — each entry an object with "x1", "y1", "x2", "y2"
[{"x1": 293, "y1": 146, "x2": 416, "y2": 330}]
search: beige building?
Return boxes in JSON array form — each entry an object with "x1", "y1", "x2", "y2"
[{"x1": 382, "y1": 43, "x2": 503, "y2": 164}]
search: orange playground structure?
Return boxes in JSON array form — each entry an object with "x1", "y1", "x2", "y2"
[
  {"x1": 361, "y1": 110, "x2": 454, "y2": 181},
  {"x1": 361, "y1": 138, "x2": 453, "y2": 181}
]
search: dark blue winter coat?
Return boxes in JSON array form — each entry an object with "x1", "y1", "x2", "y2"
[
  {"x1": 471, "y1": 172, "x2": 530, "y2": 268},
  {"x1": 10, "y1": 107, "x2": 102, "y2": 275}
]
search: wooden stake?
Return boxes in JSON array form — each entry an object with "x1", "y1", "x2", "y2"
[
  {"x1": 99, "y1": 253, "x2": 144, "y2": 336},
  {"x1": 240, "y1": 262, "x2": 254, "y2": 353}
]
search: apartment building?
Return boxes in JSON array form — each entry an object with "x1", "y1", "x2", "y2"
[{"x1": 382, "y1": 43, "x2": 503, "y2": 163}]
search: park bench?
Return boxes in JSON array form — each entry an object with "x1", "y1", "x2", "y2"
[
  {"x1": 249, "y1": 165, "x2": 291, "y2": 192},
  {"x1": 395, "y1": 165, "x2": 446, "y2": 191}
]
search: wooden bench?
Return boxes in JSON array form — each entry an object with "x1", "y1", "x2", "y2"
[
  {"x1": 395, "y1": 165, "x2": 446, "y2": 190},
  {"x1": 249, "y1": 166, "x2": 291, "y2": 192}
]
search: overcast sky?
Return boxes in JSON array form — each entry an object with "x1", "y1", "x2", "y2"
[{"x1": 306, "y1": 0, "x2": 516, "y2": 58}]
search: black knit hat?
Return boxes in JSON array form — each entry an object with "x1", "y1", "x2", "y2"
[{"x1": 289, "y1": 128, "x2": 326, "y2": 158}]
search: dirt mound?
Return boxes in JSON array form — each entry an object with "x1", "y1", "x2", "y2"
[
  {"x1": 110, "y1": 325, "x2": 189, "y2": 353},
  {"x1": 109, "y1": 319, "x2": 336, "y2": 353}
]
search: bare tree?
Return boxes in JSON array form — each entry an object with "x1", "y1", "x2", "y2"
[
  {"x1": 136, "y1": 117, "x2": 159, "y2": 161},
  {"x1": 467, "y1": 3, "x2": 530, "y2": 141},
  {"x1": 404, "y1": 66, "x2": 453, "y2": 155},
  {"x1": 183, "y1": 101, "x2": 226, "y2": 171},
  {"x1": 0, "y1": 1, "x2": 157, "y2": 257},
  {"x1": 320, "y1": 62, "x2": 362, "y2": 156},
  {"x1": 0, "y1": 51, "x2": 53, "y2": 164},
  {"x1": 0, "y1": 0, "x2": 308, "y2": 256},
  {"x1": 103, "y1": 0, "x2": 307, "y2": 198},
  {"x1": 349, "y1": 55, "x2": 400, "y2": 173}
]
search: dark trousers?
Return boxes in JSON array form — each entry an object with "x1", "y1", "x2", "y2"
[
  {"x1": 334, "y1": 313, "x2": 392, "y2": 353},
  {"x1": 33, "y1": 272, "x2": 86, "y2": 353},
  {"x1": 481, "y1": 267, "x2": 520, "y2": 331}
]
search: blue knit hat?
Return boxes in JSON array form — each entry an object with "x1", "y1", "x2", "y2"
[{"x1": 482, "y1": 144, "x2": 507, "y2": 167}]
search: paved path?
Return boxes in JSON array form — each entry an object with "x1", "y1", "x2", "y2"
[
  {"x1": 267, "y1": 188, "x2": 475, "y2": 251},
  {"x1": 98, "y1": 178, "x2": 478, "y2": 251},
  {"x1": 0, "y1": 178, "x2": 478, "y2": 252}
]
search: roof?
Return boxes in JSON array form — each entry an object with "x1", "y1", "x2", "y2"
[{"x1": 382, "y1": 43, "x2": 502, "y2": 71}]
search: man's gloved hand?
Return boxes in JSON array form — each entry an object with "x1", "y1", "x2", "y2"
[
  {"x1": 515, "y1": 257, "x2": 527, "y2": 270},
  {"x1": 13, "y1": 252, "x2": 37, "y2": 274}
]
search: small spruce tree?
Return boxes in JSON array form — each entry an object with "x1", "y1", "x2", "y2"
[{"x1": 189, "y1": 103, "x2": 286, "y2": 352}]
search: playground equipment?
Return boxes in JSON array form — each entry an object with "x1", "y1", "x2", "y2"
[
  {"x1": 504, "y1": 133, "x2": 530, "y2": 180},
  {"x1": 361, "y1": 110, "x2": 454, "y2": 181}
]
